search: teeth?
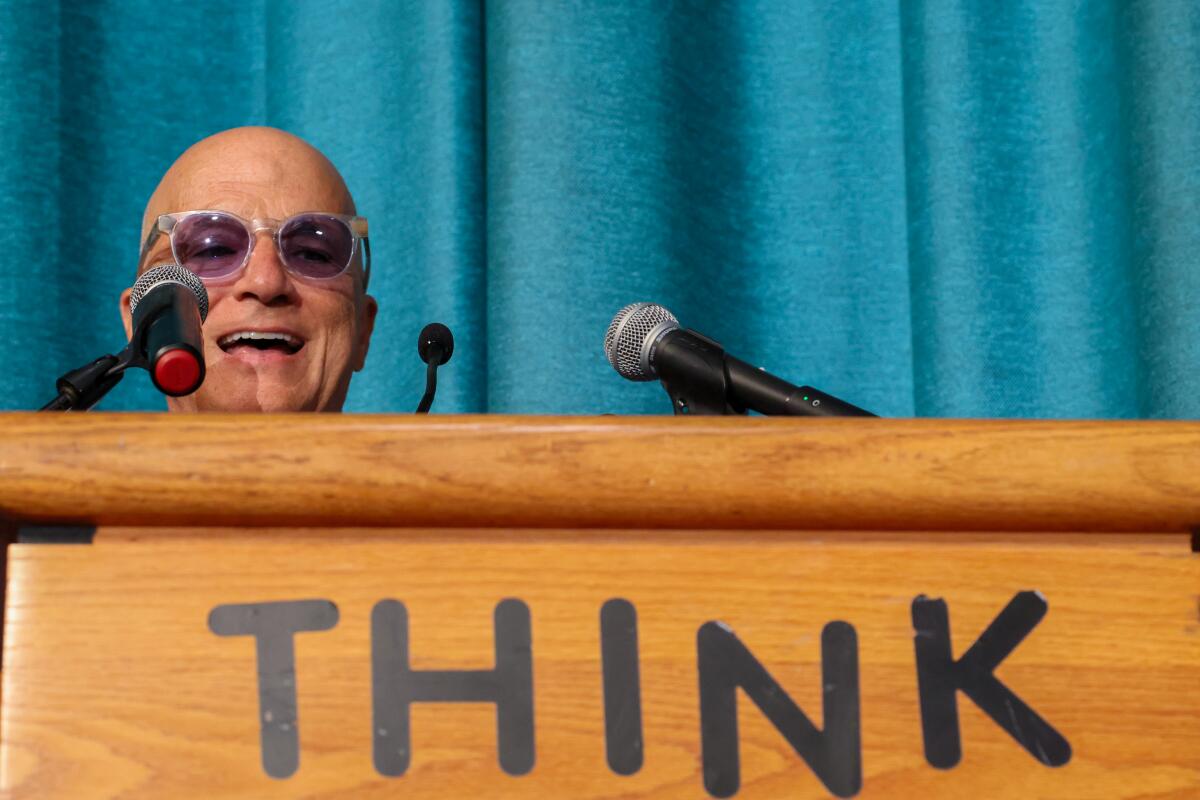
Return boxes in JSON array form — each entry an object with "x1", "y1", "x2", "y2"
[{"x1": 218, "y1": 331, "x2": 300, "y2": 348}]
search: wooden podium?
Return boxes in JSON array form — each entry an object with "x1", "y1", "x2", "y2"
[{"x1": 0, "y1": 414, "x2": 1197, "y2": 799}]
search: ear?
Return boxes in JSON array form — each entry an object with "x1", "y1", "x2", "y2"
[
  {"x1": 119, "y1": 288, "x2": 134, "y2": 341},
  {"x1": 353, "y1": 293, "x2": 378, "y2": 372}
]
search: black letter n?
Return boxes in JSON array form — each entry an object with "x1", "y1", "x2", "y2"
[
  {"x1": 697, "y1": 621, "x2": 861, "y2": 798},
  {"x1": 371, "y1": 599, "x2": 534, "y2": 777}
]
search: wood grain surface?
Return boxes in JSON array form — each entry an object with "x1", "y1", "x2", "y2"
[
  {"x1": 2, "y1": 414, "x2": 1200, "y2": 531},
  {"x1": 3, "y1": 530, "x2": 1197, "y2": 799}
]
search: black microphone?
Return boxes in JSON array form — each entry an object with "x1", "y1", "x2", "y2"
[
  {"x1": 603, "y1": 302, "x2": 876, "y2": 417},
  {"x1": 128, "y1": 264, "x2": 209, "y2": 396},
  {"x1": 415, "y1": 322, "x2": 454, "y2": 413}
]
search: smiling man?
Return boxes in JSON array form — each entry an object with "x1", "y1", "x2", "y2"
[{"x1": 122, "y1": 127, "x2": 377, "y2": 412}]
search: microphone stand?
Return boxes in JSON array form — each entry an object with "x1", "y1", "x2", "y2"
[
  {"x1": 415, "y1": 357, "x2": 441, "y2": 414},
  {"x1": 656, "y1": 329, "x2": 877, "y2": 417},
  {"x1": 39, "y1": 337, "x2": 153, "y2": 412},
  {"x1": 39, "y1": 304, "x2": 171, "y2": 411}
]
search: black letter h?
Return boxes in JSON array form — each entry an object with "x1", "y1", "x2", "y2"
[{"x1": 371, "y1": 599, "x2": 534, "y2": 777}]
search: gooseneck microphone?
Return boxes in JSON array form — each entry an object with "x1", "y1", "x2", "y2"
[
  {"x1": 415, "y1": 322, "x2": 454, "y2": 413},
  {"x1": 40, "y1": 263, "x2": 210, "y2": 411},
  {"x1": 128, "y1": 264, "x2": 209, "y2": 396},
  {"x1": 604, "y1": 302, "x2": 876, "y2": 417}
]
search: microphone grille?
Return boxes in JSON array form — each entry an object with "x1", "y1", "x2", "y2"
[
  {"x1": 604, "y1": 302, "x2": 679, "y2": 380},
  {"x1": 129, "y1": 264, "x2": 209, "y2": 322}
]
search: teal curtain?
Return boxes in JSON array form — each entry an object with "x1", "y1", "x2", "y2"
[{"x1": 0, "y1": 1, "x2": 1196, "y2": 417}]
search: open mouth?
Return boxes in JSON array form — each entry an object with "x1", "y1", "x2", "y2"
[{"x1": 217, "y1": 331, "x2": 305, "y2": 356}]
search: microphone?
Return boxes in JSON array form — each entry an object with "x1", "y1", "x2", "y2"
[
  {"x1": 604, "y1": 302, "x2": 876, "y2": 417},
  {"x1": 415, "y1": 322, "x2": 454, "y2": 413},
  {"x1": 128, "y1": 264, "x2": 209, "y2": 397}
]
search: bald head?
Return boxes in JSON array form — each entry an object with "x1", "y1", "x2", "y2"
[
  {"x1": 142, "y1": 126, "x2": 356, "y2": 243},
  {"x1": 124, "y1": 126, "x2": 377, "y2": 413}
]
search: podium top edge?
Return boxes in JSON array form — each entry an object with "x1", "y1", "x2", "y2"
[{"x1": 1, "y1": 414, "x2": 1198, "y2": 533}]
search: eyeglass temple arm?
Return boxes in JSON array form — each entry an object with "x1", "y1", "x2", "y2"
[
  {"x1": 361, "y1": 235, "x2": 372, "y2": 290},
  {"x1": 136, "y1": 216, "x2": 176, "y2": 269}
]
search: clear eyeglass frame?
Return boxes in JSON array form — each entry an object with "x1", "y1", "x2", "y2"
[{"x1": 136, "y1": 209, "x2": 371, "y2": 288}]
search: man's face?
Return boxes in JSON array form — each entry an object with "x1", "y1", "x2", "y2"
[{"x1": 123, "y1": 131, "x2": 377, "y2": 412}]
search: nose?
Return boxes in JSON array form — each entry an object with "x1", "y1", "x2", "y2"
[{"x1": 232, "y1": 230, "x2": 296, "y2": 306}]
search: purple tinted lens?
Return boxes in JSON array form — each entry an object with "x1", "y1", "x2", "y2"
[
  {"x1": 173, "y1": 213, "x2": 251, "y2": 279},
  {"x1": 279, "y1": 214, "x2": 354, "y2": 279}
]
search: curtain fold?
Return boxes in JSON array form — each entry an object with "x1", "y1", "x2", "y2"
[
  {"x1": 0, "y1": 0, "x2": 1195, "y2": 417},
  {"x1": 903, "y1": 0, "x2": 1141, "y2": 416}
]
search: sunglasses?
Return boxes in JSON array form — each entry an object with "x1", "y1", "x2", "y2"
[{"x1": 138, "y1": 210, "x2": 370, "y2": 287}]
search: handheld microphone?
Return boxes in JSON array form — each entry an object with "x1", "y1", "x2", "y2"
[
  {"x1": 128, "y1": 264, "x2": 209, "y2": 397},
  {"x1": 415, "y1": 322, "x2": 454, "y2": 413},
  {"x1": 604, "y1": 302, "x2": 876, "y2": 417}
]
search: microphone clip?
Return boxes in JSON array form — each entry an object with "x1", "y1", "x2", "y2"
[
  {"x1": 40, "y1": 294, "x2": 198, "y2": 412},
  {"x1": 41, "y1": 339, "x2": 142, "y2": 412},
  {"x1": 655, "y1": 329, "x2": 745, "y2": 416}
]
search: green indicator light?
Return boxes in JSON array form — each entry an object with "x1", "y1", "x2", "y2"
[{"x1": 803, "y1": 395, "x2": 809, "y2": 401}]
